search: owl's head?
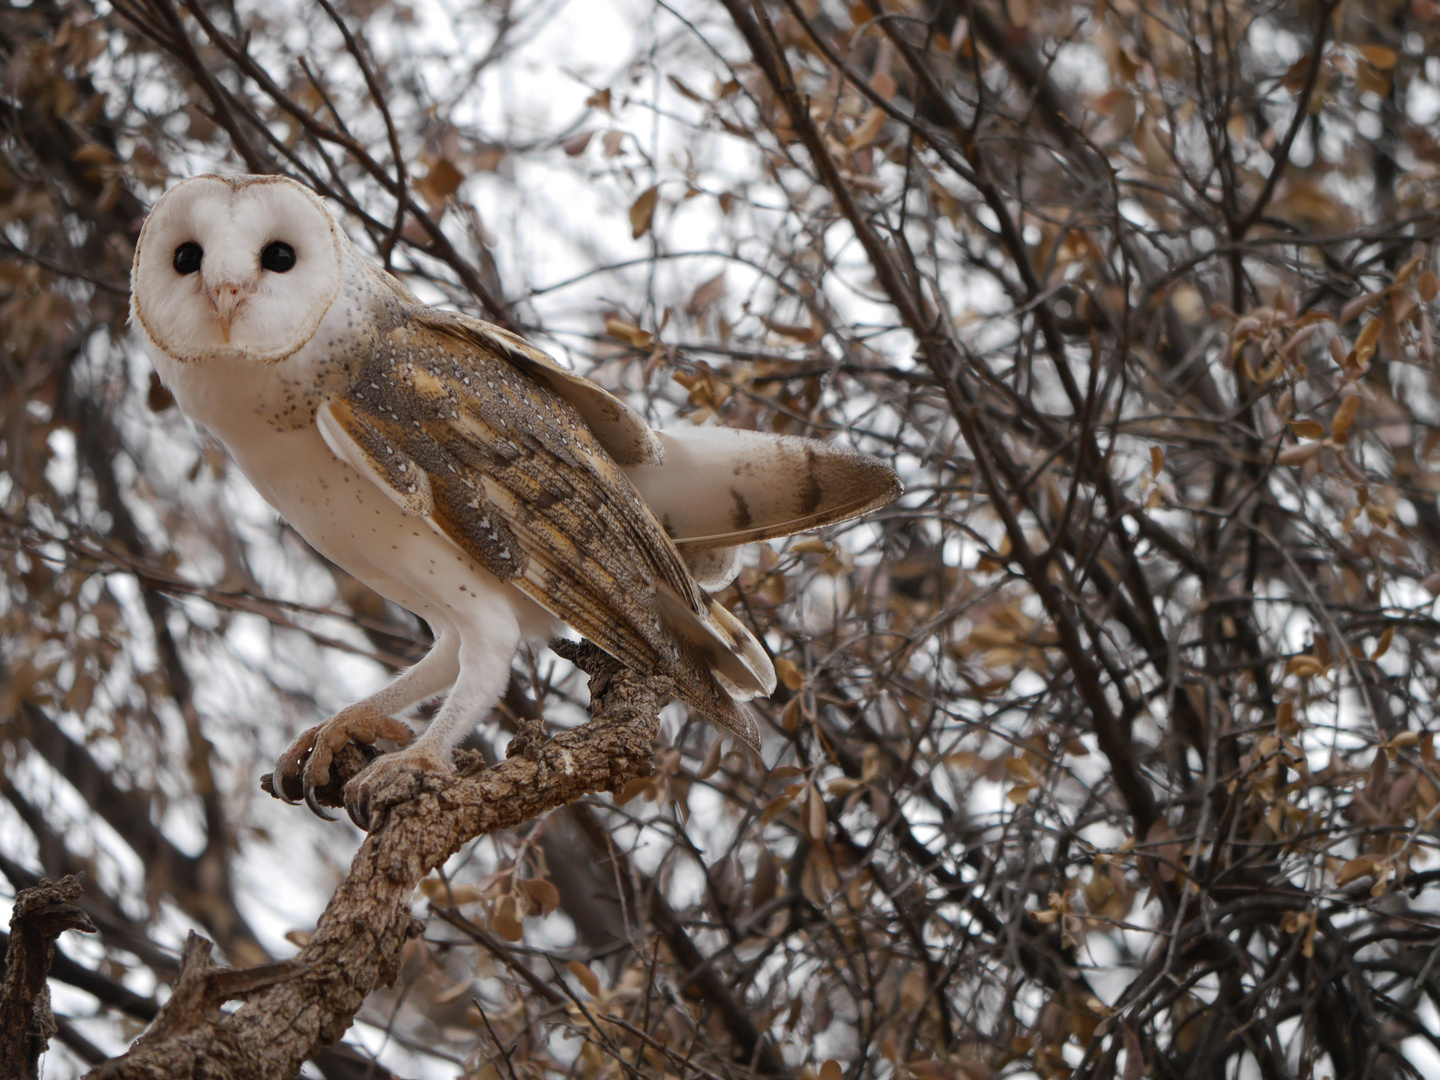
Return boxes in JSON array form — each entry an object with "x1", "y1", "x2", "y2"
[{"x1": 131, "y1": 175, "x2": 344, "y2": 363}]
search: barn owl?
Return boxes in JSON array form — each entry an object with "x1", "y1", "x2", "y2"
[{"x1": 130, "y1": 174, "x2": 900, "y2": 828}]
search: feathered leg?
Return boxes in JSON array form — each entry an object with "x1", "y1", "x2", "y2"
[
  {"x1": 343, "y1": 602, "x2": 521, "y2": 829},
  {"x1": 273, "y1": 629, "x2": 461, "y2": 817}
]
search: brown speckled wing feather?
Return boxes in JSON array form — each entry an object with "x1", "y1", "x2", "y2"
[
  {"x1": 317, "y1": 313, "x2": 769, "y2": 747},
  {"x1": 417, "y1": 308, "x2": 665, "y2": 468}
]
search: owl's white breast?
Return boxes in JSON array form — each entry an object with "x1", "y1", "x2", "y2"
[
  {"x1": 143, "y1": 307, "x2": 557, "y2": 643},
  {"x1": 194, "y1": 398, "x2": 559, "y2": 644}
]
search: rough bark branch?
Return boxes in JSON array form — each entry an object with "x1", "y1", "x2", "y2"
[
  {"x1": 83, "y1": 643, "x2": 666, "y2": 1080},
  {"x1": 0, "y1": 873, "x2": 97, "y2": 1080}
]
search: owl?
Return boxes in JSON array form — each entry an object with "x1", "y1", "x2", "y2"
[{"x1": 130, "y1": 175, "x2": 900, "y2": 828}]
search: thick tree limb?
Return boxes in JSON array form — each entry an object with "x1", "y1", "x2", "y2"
[
  {"x1": 0, "y1": 873, "x2": 97, "y2": 1080},
  {"x1": 84, "y1": 644, "x2": 666, "y2": 1080}
]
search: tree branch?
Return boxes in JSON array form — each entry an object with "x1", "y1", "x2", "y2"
[
  {"x1": 84, "y1": 644, "x2": 666, "y2": 1080},
  {"x1": 1, "y1": 874, "x2": 97, "y2": 1080}
]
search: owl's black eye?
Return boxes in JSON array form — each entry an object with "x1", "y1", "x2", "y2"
[
  {"x1": 173, "y1": 242, "x2": 203, "y2": 275},
  {"x1": 261, "y1": 241, "x2": 296, "y2": 273}
]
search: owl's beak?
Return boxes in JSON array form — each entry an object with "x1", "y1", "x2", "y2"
[{"x1": 208, "y1": 281, "x2": 254, "y2": 343}]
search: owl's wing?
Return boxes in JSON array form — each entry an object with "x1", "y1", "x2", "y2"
[
  {"x1": 396, "y1": 310, "x2": 901, "y2": 548},
  {"x1": 416, "y1": 308, "x2": 664, "y2": 467},
  {"x1": 316, "y1": 315, "x2": 771, "y2": 748}
]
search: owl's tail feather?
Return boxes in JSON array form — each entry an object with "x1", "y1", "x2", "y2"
[
  {"x1": 627, "y1": 427, "x2": 902, "y2": 551},
  {"x1": 673, "y1": 669, "x2": 762, "y2": 752},
  {"x1": 656, "y1": 586, "x2": 774, "y2": 697},
  {"x1": 655, "y1": 585, "x2": 774, "y2": 752}
]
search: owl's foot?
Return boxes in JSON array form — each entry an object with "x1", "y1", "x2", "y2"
[
  {"x1": 271, "y1": 705, "x2": 415, "y2": 821},
  {"x1": 343, "y1": 743, "x2": 455, "y2": 832}
]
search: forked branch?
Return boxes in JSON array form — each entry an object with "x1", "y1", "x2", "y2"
[{"x1": 84, "y1": 643, "x2": 666, "y2": 1080}]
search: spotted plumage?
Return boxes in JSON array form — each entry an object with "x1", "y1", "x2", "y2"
[{"x1": 130, "y1": 174, "x2": 901, "y2": 827}]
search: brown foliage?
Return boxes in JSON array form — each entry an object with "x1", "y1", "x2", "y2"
[{"x1": 4, "y1": 0, "x2": 1440, "y2": 1078}]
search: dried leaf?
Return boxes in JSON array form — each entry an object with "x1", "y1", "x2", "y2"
[
  {"x1": 1336, "y1": 857, "x2": 1377, "y2": 886},
  {"x1": 668, "y1": 74, "x2": 707, "y2": 102},
  {"x1": 761, "y1": 793, "x2": 796, "y2": 824},
  {"x1": 519, "y1": 877, "x2": 560, "y2": 917},
  {"x1": 1356, "y1": 61, "x2": 1392, "y2": 96},
  {"x1": 1372, "y1": 626, "x2": 1395, "y2": 660},
  {"x1": 781, "y1": 696, "x2": 802, "y2": 732},
  {"x1": 1273, "y1": 179, "x2": 1346, "y2": 229},
  {"x1": 629, "y1": 185, "x2": 660, "y2": 239},
  {"x1": 847, "y1": 108, "x2": 886, "y2": 152},
  {"x1": 1340, "y1": 291, "x2": 1382, "y2": 324},
  {"x1": 806, "y1": 784, "x2": 827, "y2": 840},
  {"x1": 760, "y1": 314, "x2": 821, "y2": 343},
  {"x1": 567, "y1": 960, "x2": 601, "y2": 996},
  {"x1": 605, "y1": 318, "x2": 653, "y2": 349},
  {"x1": 1121, "y1": 1023, "x2": 1145, "y2": 1080},
  {"x1": 1353, "y1": 317, "x2": 1383, "y2": 366},
  {"x1": 1276, "y1": 699, "x2": 1299, "y2": 734},
  {"x1": 698, "y1": 735, "x2": 724, "y2": 780},
  {"x1": 774, "y1": 656, "x2": 805, "y2": 690},
  {"x1": 1004, "y1": 756, "x2": 1037, "y2": 784},
  {"x1": 492, "y1": 909, "x2": 524, "y2": 942},
  {"x1": 1145, "y1": 821, "x2": 1182, "y2": 882},
  {"x1": 444, "y1": 884, "x2": 482, "y2": 905},
  {"x1": 1356, "y1": 44, "x2": 1398, "y2": 70},
  {"x1": 1419, "y1": 270, "x2": 1439, "y2": 303},
  {"x1": 1278, "y1": 442, "x2": 1322, "y2": 466},
  {"x1": 615, "y1": 776, "x2": 652, "y2": 805},
  {"x1": 561, "y1": 130, "x2": 594, "y2": 156},
  {"x1": 1331, "y1": 395, "x2": 1360, "y2": 441},
  {"x1": 417, "y1": 157, "x2": 464, "y2": 208},
  {"x1": 72, "y1": 143, "x2": 116, "y2": 165},
  {"x1": 685, "y1": 271, "x2": 726, "y2": 316}
]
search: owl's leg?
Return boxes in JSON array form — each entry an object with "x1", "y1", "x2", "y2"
[
  {"x1": 343, "y1": 605, "x2": 521, "y2": 830},
  {"x1": 273, "y1": 630, "x2": 461, "y2": 818}
]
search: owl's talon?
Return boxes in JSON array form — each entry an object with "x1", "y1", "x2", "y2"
[
  {"x1": 344, "y1": 794, "x2": 368, "y2": 831},
  {"x1": 304, "y1": 784, "x2": 337, "y2": 821},
  {"x1": 341, "y1": 744, "x2": 455, "y2": 832},
  {"x1": 270, "y1": 706, "x2": 415, "y2": 817},
  {"x1": 272, "y1": 726, "x2": 320, "y2": 805}
]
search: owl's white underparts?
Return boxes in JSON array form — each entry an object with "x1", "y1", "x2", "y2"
[{"x1": 130, "y1": 174, "x2": 901, "y2": 828}]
